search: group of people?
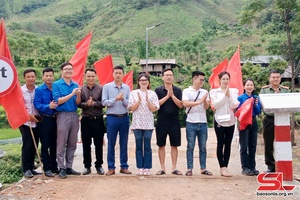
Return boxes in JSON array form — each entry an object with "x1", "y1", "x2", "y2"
[{"x1": 19, "y1": 62, "x2": 288, "y2": 179}]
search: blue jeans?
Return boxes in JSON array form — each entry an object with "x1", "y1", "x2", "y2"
[
  {"x1": 239, "y1": 118, "x2": 258, "y2": 170},
  {"x1": 106, "y1": 115, "x2": 130, "y2": 170},
  {"x1": 133, "y1": 129, "x2": 153, "y2": 169},
  {"x1": 186, "y1": 122, "x2": 208, "y2": 170}
]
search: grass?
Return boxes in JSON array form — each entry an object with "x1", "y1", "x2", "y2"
[{"x1": 0, "y1": 129, "x2": 20, "y2": 140}]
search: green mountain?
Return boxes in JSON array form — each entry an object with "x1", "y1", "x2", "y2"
[{"x1": 2, "y1": 0, "x2": 247, "y2": 48}]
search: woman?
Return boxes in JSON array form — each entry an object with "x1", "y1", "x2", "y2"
[
  {"x1": 209, "y1": 71, "x2": 240, "y2": 177},
  {"x1": 128, "y1": 73, "x2": 159, "y2": 176},
  {"x1": 236, "y1": 78, "x2": 262, "y2": 176}
]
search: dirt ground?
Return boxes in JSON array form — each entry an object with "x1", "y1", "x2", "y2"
[{"x1": 1, "y1": 128, "x2": 300, "y2": 200}]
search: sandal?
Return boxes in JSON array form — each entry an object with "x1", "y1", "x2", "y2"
[
  {"x1": 143, "y1": 169, "x2": 151, "y2": 176},
  {"x1": 171, "y1": 170, "x2": 182, "y2": 175},
  {"x1": 137, "y1": 168, "x2": 144, "y2": 176},
  {"x1": 201, "y1": 170, "x2": 213, "y2": 176},
  {"x1": 156, "y1": 170, "x2": 166, "y2": 175},
  {"x1": 185, "y1": 169, "x2": 192, "y2": 176}
]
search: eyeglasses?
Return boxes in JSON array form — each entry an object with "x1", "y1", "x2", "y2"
[
  {"x1": 139, "y1": 79, "x2": 149, "y2": 82},
  {"x1": 199, "y1": 79, "x2": 205, "y2": 82},
  {"x1": 63, "y1": 68, "x2": 73, "y2": 71}
]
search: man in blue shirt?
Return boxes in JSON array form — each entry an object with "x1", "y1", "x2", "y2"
[
  {"x1": 52, "y1": 62, "x2": 81, "y2": 178},
  {"x1": 102, "y1": 65, "x2": 131, "y2": 175},
  {"x1": 34, "y1": 67, "x2": 58, "y2": 177}
]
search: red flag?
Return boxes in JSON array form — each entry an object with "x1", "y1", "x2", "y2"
[
  {"x1": 208, "y1": 59, "x2": 228, "y2": 89},
  {"x1": 122, "y1": 70, "x2": 133, "y2": 90},
  {"x1": 69, "y1": 32, "x2": 92, "y2": 86},
  {"x1": 0, "y1": 18, "x2": 30, "y2": 129},
  {"x1": 227, "y1": 47, "x2": 243, "y2": 95},
  {"x1": 94, "y1": 54, "x2": 114, "y2": 85},
  {"x1": 235, "y1": 98, "x2": 254, "y2": 130}
]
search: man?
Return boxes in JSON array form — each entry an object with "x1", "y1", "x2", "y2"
[
  {"x1": 78, "y1": 68, "x2": 105, "y2": 175},
  {"x1": 155, "y1": 68, "x2": 183, "y2": 175},
  {"x1": 20, "y1": 69, "x2": 41, "y2": 178},
  {"x1": 52, "y1": 62, "x2": 81, "y2": 178},
  {"x1": 260, "y1": 69, "x2": 289, "y2": 172},
  {"x1": 182, "y1": 71, "x2": 212, "y2": 176},
  {"x1": 102, "y1": 65, "x2": 131, "y2": 175},
  {"x1": 33, "y1": 67, "x2": 58, "y2": 177}
]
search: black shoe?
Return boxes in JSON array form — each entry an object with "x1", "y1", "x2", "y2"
[
  {"x1": 59, "y1": 169, "x2": 67, "y2": 179},
  {"x1": 241, "y1": 168, "x2": 254, "y2": 176},
  {"x1": 264, "y1": 169, "x2": 275, "y2": 173},
  {"x1": 44, "y1": 170, "x2": 55, "y2": 177},
  {"x1": 66, "y1": 168, "x2": 81, "y2": 175},
  {"x1": 82, "y1": 168, "x2": 91, "y2": 175},
  {"x1": 31, "y1": 170, "x2": 42, "y2": 175},
  {"x1": 24, "y1": 170, "x2": 34, "y2": 178},
  {"x1": 51, "y1": 169, "x2": 60, "y2": 174},
  {"x1": 96, "y1": 167, "x2": 105, "y2": 175},
  {"x1": 251, "y1": 169, "x2": 259, "y2": 175}
]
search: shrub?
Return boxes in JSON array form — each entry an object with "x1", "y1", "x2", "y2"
[{"x1": 0, "y1": 144, "x2": 22, "y2": 184}]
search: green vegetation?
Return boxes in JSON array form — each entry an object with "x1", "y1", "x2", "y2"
[
  {"x1": 0, "y1": 129, "x2": 20, "y2": 140},
  {"x1": 0, "y1": 144, "x2": 22, "y2": 184}
]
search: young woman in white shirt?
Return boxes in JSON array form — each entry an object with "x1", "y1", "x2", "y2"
[
  {"x1": 128, "y1": 73, "x2": 160, "y2": 176},
  {"x1": 209, "y1": 71, "x2": 240, "y2": 177}
]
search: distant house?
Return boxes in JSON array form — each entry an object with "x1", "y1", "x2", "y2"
[
  {"x1": 240, "y1": 55, "x2": 285, "y2": 67},
  {"x1": 241, "y1": 55, "x2": 299, "y2": 85},
  {"x1": 139, "y1": 59, "x2": 180, "y2": 76}
]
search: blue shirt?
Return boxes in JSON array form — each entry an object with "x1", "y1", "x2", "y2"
[
  {"x1": 237, "y1": 93, "x2": 262, "y2": 117},
  {"x1": 33, "y1": 83, "x2": 56, "y2": 115},
  {"x1": 52, "y1": 78, "x2": 79, "y2": 112},
  {"x1": 102, "y1": 82, "x2": 130, "y2": 115}
]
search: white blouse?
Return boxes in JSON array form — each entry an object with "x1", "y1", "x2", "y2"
[
  {"x1": 128, "y1": 89, "x2": 159, "y2": 130},
  {"x1": 209, "y1": 87, "x2": 240, "y2": 127}
]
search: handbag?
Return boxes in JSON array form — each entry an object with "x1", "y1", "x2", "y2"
[
  {"x1": 183, "y1": 91, "x2": 201, "y2": 126},
  {"x1": 216, "y1": 107, "x2": 231, "y2": 122}
]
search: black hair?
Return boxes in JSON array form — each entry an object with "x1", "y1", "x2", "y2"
[
  {"x1": 137, "y1": 73, "x2": 150, "y2": 89},
  {"x1": 269, "y1": 69, "x2": 280, "y2": 75},
  {"x1": 23, "y1": 68, "x2": 36, "y2": 77},
  {"x1": 243, "y1": 78, "x2": 255, "y2": 94},
  {"x1": 218, "y1": 71, "x2": 230, "y2": 79},
  {"x1": 114, "y1": 65, "x2": 124, "y2": 73},
  {"x1": 85, "y1": 68, "x2": 97, "y2": 74},
  {"x1": 192, "y1": 71, "x2": 205, "y2": 78},
  {"x1": 162, "y1": 68, "x2": 173, "y2": 76},
  {"x1": 60, "y1": 62, "x2": 73, "y2": 70},
  {"x1": 42, "y1": 67, "x2": 54, "y2": 75}
]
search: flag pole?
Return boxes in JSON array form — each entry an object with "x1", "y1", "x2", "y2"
[{"x1": 29, "y1": 126, "x2": 45, "y2": 178}]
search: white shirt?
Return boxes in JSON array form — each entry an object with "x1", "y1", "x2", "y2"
[
  {"x1": 182, "y1": 86, "x2": 209, "y2": 123},
  {"x1": 128, "y1": 89, "x2": 159, "y2": 130},
  {"x1": 21, "y1": 84, "x2": 38, "y2": 128},
  {"x1": 209, "y1": 87, "x2": 240, "y2": 127}
]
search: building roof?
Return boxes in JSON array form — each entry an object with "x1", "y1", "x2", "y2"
[
  {"x1": 281, "y1": 65, "x2": 300, "y2": 78},
  {"x1": 139, "y1": 59, "x2": 176, "y2": 65},
  {"x1": 241, "y1": 55, "x2": 285, "y2": 64}
]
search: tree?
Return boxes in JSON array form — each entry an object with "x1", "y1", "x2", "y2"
[{"x1": 240, "y1": 0, "x2": 300, "y2": 145}]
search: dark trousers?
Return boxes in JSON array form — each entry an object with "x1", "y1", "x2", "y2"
[
  {"x1": 106, "y1": 115, "x2": 130, "y2": 170},
  {"x1": 81, "y1": 116, "x2": 105, "y2": 169},
  {"x1": 214, "y1": 120, "x2": 235, "y2": 168},
  {"x1": 263, "y1": 116, "x2": 275, "y2": 171},
  {"x1": 239, "y1": 118, "x2": 258, "y2": 170},
  {"x1": 19, "y1": 125, "x2": 39, "y2": 172},
  {"x1": 39, "y1": 116, "x2": 58, "y2": 171}
]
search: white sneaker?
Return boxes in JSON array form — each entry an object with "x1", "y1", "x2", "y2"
[
  {"x1": 137, "y1": 168, "x2": 144, "y2": 176},
  {"x1": 143, "y1": 169, "x2": 151, "y2": 176}
]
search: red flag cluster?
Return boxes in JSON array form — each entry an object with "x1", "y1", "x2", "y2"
[
  {"x1": 69, "y1": 35, "x2": 133, "y2": 89},
  {"x1": 235, "y1": 98, "x2": 254, "y2": 130},
  {"x1": 94, "y1": 55, "x2": 133, "y2": 90},
  {"x1": 208, "y1": 47, "x2": 243, "y2": 95},
  {"x1": 0, "y1": 18, "x2": 30, "y2": 129}
]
